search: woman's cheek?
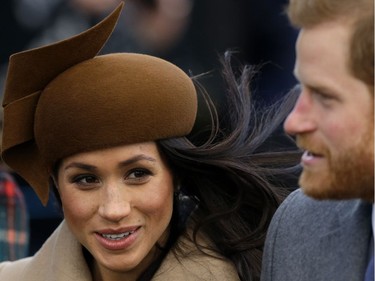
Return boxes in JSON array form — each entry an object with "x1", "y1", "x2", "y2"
[{"x1": 60, "y1": 189, "x2": 98, "y2": 220}]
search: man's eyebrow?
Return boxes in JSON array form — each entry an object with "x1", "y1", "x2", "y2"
[
  {"x1": 293, "y1": 70, "x2": 335, "y2": 95},
  {"x1": 305, "y1": 83, "x2": 337, "y2": 96}
]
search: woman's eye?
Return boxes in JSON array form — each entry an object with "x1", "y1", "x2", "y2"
[
  {"x1": 73, "y1": 175, "x2": 99, "y2": 185},
  {"x1": 126, "y1": 169, "x2": 151, "y2": 182}
]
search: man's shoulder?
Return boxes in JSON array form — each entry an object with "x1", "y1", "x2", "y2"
[
  {"x1": 268, "y1": 189, "x2": 372, "y2": 247},
  {"x1": 275, "y1": 188, "x2": 364, "y2": 221},
  {"x1": 261, "y1": 189, "x2": 372, "y2": 281},
  {"x1": 266, "y1": 188, "x2": 371, "y2": 242}
]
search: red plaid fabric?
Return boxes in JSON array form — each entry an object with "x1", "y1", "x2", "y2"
[{"x1": 0, "y1": 171, "x2": 29, "y2": 261}]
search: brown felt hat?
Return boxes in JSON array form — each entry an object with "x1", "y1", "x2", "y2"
[{"x1": 1, "y1": 2, "x2": 197, "y2": 205}]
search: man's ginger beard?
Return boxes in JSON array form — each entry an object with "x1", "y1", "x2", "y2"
[{"x1": 297, "y1": 131, "x2": 374, "y2": 202}]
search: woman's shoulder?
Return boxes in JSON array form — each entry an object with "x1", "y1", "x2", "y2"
[
  {"x1": 0, "y1": 220, "x2": 91, "y2": 281},
  {"x1": 0, "y1": 257, "x2": 32, "y2": 279},
  {"x1": 153, "y1": 230, "x2": 240, "y2": 281},
  {"x1": 0, "y1": 221, "x2": 64, "y2": 281},
  {"x1": 0, "y1": 221, "x2": 69, "y2": 280}
]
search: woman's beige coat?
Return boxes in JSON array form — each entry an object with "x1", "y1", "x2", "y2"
[{"x1": 0, "y1": 221, "x2": 240, "y2": 280}]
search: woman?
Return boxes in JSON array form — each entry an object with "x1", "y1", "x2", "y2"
[{"x1": 0, "y1": 3, "x2": 300, "y2": 281}]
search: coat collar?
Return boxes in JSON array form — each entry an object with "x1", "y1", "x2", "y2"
[{"x1": 17, "y1": 220, "x2": 238, "y2": 281}]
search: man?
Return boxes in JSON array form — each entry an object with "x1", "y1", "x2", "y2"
[{"x1": 261, "y1": 0, "x2": 374, "y2": 280}]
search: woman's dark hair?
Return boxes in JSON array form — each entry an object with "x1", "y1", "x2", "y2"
[{"x1": 155, "y1": 51, "x2": 301, "y2": 281}]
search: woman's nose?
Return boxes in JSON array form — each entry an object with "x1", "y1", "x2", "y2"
[{"x1": 98, "y1": 183, "x2": 131, "y2": 222}]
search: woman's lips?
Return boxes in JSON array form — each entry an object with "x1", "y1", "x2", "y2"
[
  {"x1": 101, "y1": 230, "x2": 136, "y2": 240},
  {"x1": 95, "y1": 226, "x2": 141, "y2": 251}
]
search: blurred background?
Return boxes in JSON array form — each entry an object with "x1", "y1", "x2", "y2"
[{"x1": 0, "y1": 0, "x2": 298, "y2": 257}]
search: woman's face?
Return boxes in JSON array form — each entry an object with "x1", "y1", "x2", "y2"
[{"x1": 56, "y1": 142, "x2": 174, "y2": 280}]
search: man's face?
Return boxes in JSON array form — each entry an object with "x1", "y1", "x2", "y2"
[{"x1": 284, "y1": 21, "x2": 374, "y2": 202}]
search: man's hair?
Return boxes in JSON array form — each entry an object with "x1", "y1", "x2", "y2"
[{"x1": 287, "y1": 0, "x2": 374, "y2": 89}]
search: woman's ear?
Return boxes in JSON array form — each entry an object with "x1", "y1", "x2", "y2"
[{"x1": 173, "y1": 176, "x2": 181, "y2": 193}]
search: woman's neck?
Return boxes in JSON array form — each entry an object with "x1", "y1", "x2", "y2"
[{"x1": 85, "y1": 245, "x2": 162, "y2": 281}]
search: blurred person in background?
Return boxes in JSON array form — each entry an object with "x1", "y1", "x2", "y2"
[
  {"x1": 0, "y1": 107, "x2": 29, "y2": 261},
  {"x1": 1, "y1": 0, "x2": 297, "y2": 101}
]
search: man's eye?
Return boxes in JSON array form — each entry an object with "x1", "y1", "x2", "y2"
[{"x1": 312, "y1": 90, "x2": 335, "y2": 106}]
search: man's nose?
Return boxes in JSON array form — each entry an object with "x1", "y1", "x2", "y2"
[{"x1": 284, "y1": 89, "x2": 316, "y2": 136}]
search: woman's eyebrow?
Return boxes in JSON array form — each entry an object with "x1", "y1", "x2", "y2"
[
  {"x1": 64, "y1": 154, "x2": 157, "y2": 171},
  {"x1": 64, "y1": 162, "x2": 97, "y2": 171},
  {"x1": 118, "y1": 155, "x2": 157, "y2": 167}
]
